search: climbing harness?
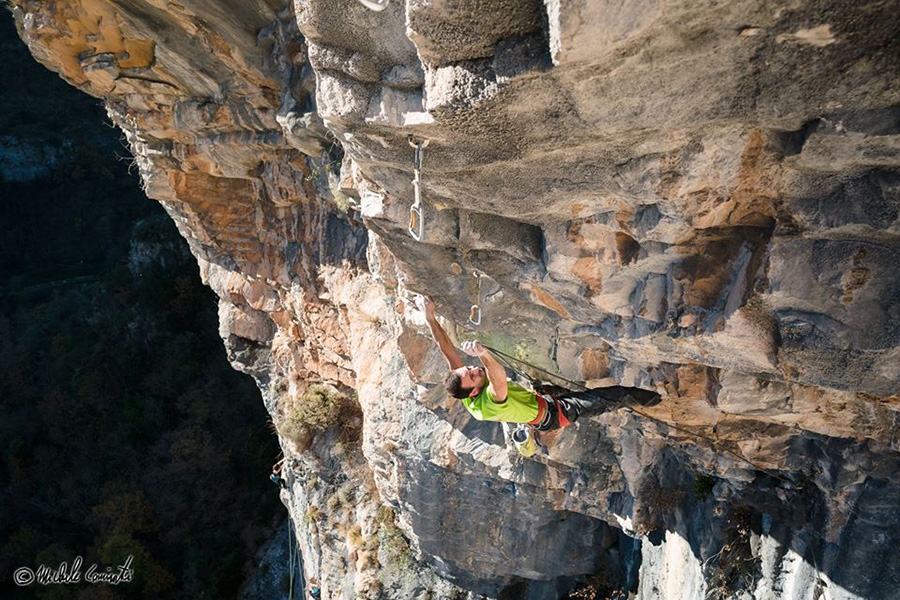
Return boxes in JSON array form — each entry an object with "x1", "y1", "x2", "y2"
[
  {"x1": 408, "y1": 135, "x2": 429, "y2": 241},
  {"x1": 511, "y1": 424, "x2": 537, "y2": 457},
  {"x1": 468, "y1": 270, "x2": 483, "y2": 326},
  {"x1": 356, "y1": 0, "x2": 389, "y2": 10}
]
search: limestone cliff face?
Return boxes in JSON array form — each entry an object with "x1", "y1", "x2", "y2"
[{"x1": 10, "y1": 0, "x2": 900, "y2": 598}]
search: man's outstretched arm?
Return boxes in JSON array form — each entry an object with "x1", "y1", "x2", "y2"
[
  {"x1": 461, "y1": 340, "x2": 508, "y2": 402},
  {"x1": 417, "y1": 296, "x2": 464, "y2": 370}
]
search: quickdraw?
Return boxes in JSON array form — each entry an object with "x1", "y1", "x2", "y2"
[
  {"x1": 408, "y1": 135, "x2": 429, "y2": 241},
  {"x1": 468, "y1": 270, "x2": 483, "y2": 326}
]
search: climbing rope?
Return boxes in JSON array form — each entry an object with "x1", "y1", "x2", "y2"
[
  {"x1": 287, "y1": 518, "x2": 295, "y2": 600},
  {"x1": 482, "y1": 344, "x2": 588, "y2": 392},
  {"x1": 468, "y1": 270, "x2": 483, "y2": 326},
  {"x1": 408, "y1": 135, "x2": 429, "y2": 241},
  {"x1": 287, "y1": 514, "x2": 307, "y2": 600}
]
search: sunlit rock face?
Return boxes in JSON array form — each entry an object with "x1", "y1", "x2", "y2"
[{"x1": 10, "y1": 0, "x2": 900, "y2": 598}]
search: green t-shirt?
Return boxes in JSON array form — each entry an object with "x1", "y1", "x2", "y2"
[{"x1": 459, "y1": 380, "x2": 539, "y2": 423}]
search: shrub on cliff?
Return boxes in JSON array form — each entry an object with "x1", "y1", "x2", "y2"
[{"x1": 278, "y1": 384, "x2": 348, "y2": 448}]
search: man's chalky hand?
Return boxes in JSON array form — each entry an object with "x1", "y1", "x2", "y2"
[
  {"x1": 415, "y1": 295, "x2": 435, "y2": 317},
  {"x1": 461, "y1": 340, "x2": 486, "y2": 357}
]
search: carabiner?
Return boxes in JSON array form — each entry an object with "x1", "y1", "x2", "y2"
[
  {"x1": 408, "y1": 165, "x2": 424, "y2": 241},
  {"x1": 468, "y1": 270, "x2": 483, "y2": 326},
  {"x1": 356, "y1": 0, "x2": 389, "y2": 11},
  {"x1": 409, "y1": 204, "x2": 423, "y2": 241},
  {"x1": 408, "y1": 135, "x2": 430, "y2": 149}
]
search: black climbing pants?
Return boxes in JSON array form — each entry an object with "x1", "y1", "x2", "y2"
[{"x1": 534, "y1": 385, "x2": 661, "y2": 430}]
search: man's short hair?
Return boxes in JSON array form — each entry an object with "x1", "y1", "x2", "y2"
[{"x1": 445, "y1": 371, "x2": 473, "y2": 399}]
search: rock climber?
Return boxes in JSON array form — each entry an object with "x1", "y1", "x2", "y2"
[
  {"x1": 270, "y1": 458, "x2": 287, "y2": 489},
  {"x1": 417, "y1": 295, "x2": 660, "y2": 431},
  {"x1": 307, "y1": 577, "x2": 321, "y2": 599}
]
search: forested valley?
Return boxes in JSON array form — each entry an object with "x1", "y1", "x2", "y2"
[{"x1": 1, "y1": 13, "x2": 282, "y2": 599}]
